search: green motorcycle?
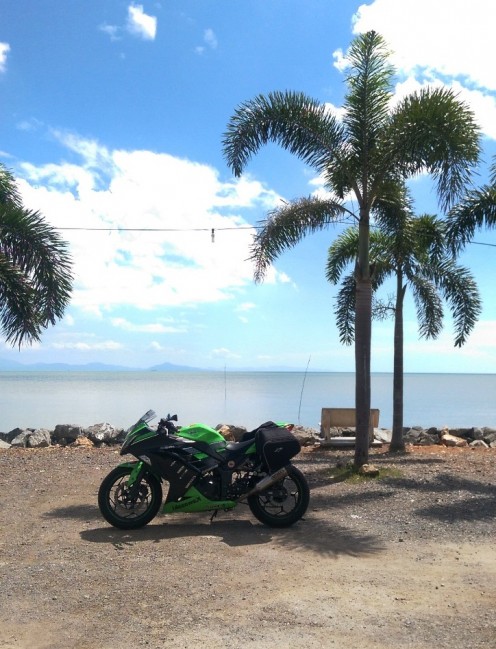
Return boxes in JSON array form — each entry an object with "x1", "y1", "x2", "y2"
[{"x1": 98, "y1": 410, "x2": 310, "y2": 529}]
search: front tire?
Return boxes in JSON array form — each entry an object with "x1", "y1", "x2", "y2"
[
  {"x1": 98, "y1": 465, "x2": 162, "y2": 529},
  {"x1": 248, "y1": 465, "x2": 309, "y2": 528}
]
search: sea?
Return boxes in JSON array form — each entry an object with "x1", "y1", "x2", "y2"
[{"x1": 1, "y1": 371, "x2": 496, "y2": 434}]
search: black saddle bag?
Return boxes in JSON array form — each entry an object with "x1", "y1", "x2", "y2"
[{"x1": 255, "y1": 427, "x2": 301, "y2": 472}]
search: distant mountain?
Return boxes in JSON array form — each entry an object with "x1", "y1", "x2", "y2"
[
  {"x1": 148, "y1": 362, "x2": 205, "y2": 372},
  {"x1": 0, "y1": 359, "x2": 207, "y2": 372}
]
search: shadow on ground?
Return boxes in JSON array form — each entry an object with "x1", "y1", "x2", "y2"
[{"x1": 74, "y1": 511, "x2": 384, "y2": 558}]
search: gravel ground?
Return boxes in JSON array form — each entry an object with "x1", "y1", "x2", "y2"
[{"x1": 0, "y1": 444, "x2": 495, "y2": 649}]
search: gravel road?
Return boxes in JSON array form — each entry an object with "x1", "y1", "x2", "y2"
[{"x1": 0, "y1": 444, "x2": 495, "y2": 649}]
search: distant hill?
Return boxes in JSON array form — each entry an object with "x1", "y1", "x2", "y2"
[
  {"x1": 148, "y1": 362, "x2": 204, "y2": 372},
  {"x1": 0, "y1": 359, "x2": 207, "y2": 372}
]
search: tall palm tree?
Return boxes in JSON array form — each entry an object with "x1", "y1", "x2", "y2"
[
  {"x1": 326, "y1": 190, "x2": 481, "y2": 451},
  {"x1": 0, "y1": 164, "x2": 73, "y2": 346},
  {"x1": 223, "y1": 31, "x2": 480, "y2": 467}
]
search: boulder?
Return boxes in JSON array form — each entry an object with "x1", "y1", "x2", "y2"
[
  {"x1": 292, "y1": 425, "x2": 321, "y2": 446},
  {"x1": 72, "y1": 436, "x2": 94, "y2": 448},
  {"x1": 85, "y1": 423, "x2": 124, "y2": 445},
  {"x1": 27, "y1": 429, "x2": 51, "y2": 448},
  {"x1": 216, "y1": 425, "x2": 236, "y2": 441},
  {"x1": 469, "y1": 439, "x2": 489, "y2": 449},
  {"x1": 0, "y1": 439, "x2": 11, "y2": 449},
  {"x1": 52, "y1": 424, "x2": 84, "y2": 445},
  {"x1": 2, "y1": 427, "x2": 28, "y2": 444},
  {"x1": 374, "y1": 428, "x2": 392, "y2": 444},
  {"x1": 10, "y1": 430, "x2": 31, "y2": 448},
  {"x1": 440, "y1": 432, "x2": 468, "y2": 448},
  {"x1": 215, "y1": 424, "x2": 247, "y2": 442}
]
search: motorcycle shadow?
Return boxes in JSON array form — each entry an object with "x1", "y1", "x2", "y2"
[
  {"x1": 79, "y1": 512, "x2": 384, "y2": 557},
  {"x1": 80, "y1": 516, "x2": 273, "y2": 548}
]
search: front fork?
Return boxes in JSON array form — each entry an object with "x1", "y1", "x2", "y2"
[{"x1": 125, "y1": 461, "x2": 147, "y2": 498}]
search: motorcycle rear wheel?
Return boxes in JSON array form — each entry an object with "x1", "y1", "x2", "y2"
[
  {"x1": 98, "y1": 466, "x2": 162, "y2": 529},
  {"x1": 248, "y1": 465, "x2": 309, "y2": 527}
]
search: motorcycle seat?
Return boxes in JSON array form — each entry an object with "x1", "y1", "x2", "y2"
[{"x1": 224, "y1": 438, "x2": 255, "y2": 458}]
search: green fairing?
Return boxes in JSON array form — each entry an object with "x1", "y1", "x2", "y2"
[
  {"x1": 162, "y1": 486, "x2": 236, "y2": 514},
  {"x1": 123, "y1": 423, "x2": 159, "y2": 447},
  {"x1": 177, "y1": 423, "x2": 226, "y2": 444}
]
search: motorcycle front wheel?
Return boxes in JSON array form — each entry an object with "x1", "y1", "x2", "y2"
[
  {"x1": 98, "y1": 466, "x2": 162, "y2": 529},
  {"x1": 248, "y1": 465, "x2": 310, "y2": 528}
]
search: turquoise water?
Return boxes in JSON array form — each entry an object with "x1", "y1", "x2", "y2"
[{"x1": 1, "y1": 371, "x2": 496, "y2": 433}]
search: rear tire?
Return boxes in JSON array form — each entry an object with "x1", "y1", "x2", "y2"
[
  {"x1": 248, "y1": 465, "x2": 309, "y2": 527},
  {"x1": 98, "y1": 465, "x2": 162, "y2": 529}
]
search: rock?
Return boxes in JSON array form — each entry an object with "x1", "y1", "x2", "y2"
[
  {"x1": 441, "y1": 433, "x2": 468, "y2": 448},
  {"x1": 472, "y1": 427, "x2": 484, "y2": 441},
  {"x1": 358, "y1": 464, "x2": 380, "y2": 477},
  {"x1": 469, "y1": 439, "x2": 489, "y2": 448},
  {"x1": 215, "y1": 424, "x2": 247, "y2": 442},
  {"x1": 482, "y1": 429, "x2": 496, "y2": 445},
  {"x1": 27, "y1": 429, "x2": 51, "y2": 448},
  {"x1": 85, "y1": 423, "x2": 123, "y2": 445},
  {"x1": 292, "y1": 426, "x2": 321, "y2": 446},
  {"x1": 0, "y1": 439, "x2": 11, "y2": 449},
  {"x1": 72, "y1": 436, "x2": 94, "y2": 448},
  {"x1": 52, "y1": 424, "x2": 84, "y2": 445},
  {"x1": 216, "y1": 425, "x2": 236, "y2": 441},
  {"x1": 2, "y1": 427, "x2": 27, "y2": 444},
  {"x1": 10, "y1": 430, "x2": 31, "y2": 448},
  {"x1": 374, "y1": 429, "x2": 392, "y2": 444}
]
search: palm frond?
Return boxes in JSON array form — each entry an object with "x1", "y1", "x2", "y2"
[
  {"x1": 223, "y1": 91, "x2": 345, "y2": 177},
  {"x1": 387, "y1": 87, "x2": 481, "y2": 212},
  {"x1": 344, "y1": 31, "x2": 394, "y2": 165},
  {"x1": 446, "y1": 185, "x2": 496, "y2": 252},
  {"x1": 410, "y1": 276, "x2": 444, "y2": 340},
  {"x1": 250, "y1": 196, "x2": 347, "y2": 282},
  {"x1": 429, "y1": 259, "x2": 482, "y2": 347},
  {"x1": 0, "y1": 164, "x2": 22, "y2": 208},
  {"x1": 0, "y1": 204, "x2": 73, "y2": 346},
  {"x1": 334, "y1": 273, "x2": 356, "y2": 345}
]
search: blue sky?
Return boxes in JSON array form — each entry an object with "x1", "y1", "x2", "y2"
[{"x1": 1, "y1": 0, "x2": 496, "y2": 372}]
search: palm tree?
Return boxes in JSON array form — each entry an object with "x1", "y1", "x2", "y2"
[
  {"x1": 326, "y1": 189, "x2": 481, "y2": 451},
  {"x1": 223, "y1": 31, "x2": 480, "y2": 467},
  {"x1": 0, "y1": 164, "x2": 73, "y2": 346}
]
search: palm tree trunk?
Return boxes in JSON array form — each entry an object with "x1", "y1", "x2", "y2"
[
  {"x1": 354, "y1": 209, "x2": 372, "y2": 468},
  {"x1": 354, "y1": 275, "x2": 372, "y2": 467},
  {"x1": 390, "y1": 272, "x2": 406, "y2": 452}
]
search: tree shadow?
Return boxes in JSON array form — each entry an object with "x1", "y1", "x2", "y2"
[{"x1": 380, "y1": 473, "x2": 496, "y2": 522}]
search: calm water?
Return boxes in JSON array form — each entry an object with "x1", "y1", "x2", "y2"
[{"x1": 1, "y1": 371, "x2": 496, "y2": 433}]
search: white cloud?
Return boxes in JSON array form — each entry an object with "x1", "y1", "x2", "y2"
[
  {"x1": 51, "y1": 341, "x2": 124, "y2": 351},
  {"x1": 353, "y1": 0, "x2": 494, "y2": 88},
  {"x1": 0, "y1": 42, "x2": 10, "y2": 73},
  {"x1": 16, "y1": 134, "x2": 285, "y2": 316},
  {"x1": 127, "y1": 4, "x2": 157, "y2": 41},
  {"x1": 99, "y1": 24, "x2": 120, "y2": 41},
  {"x1": 210, "y1": 347, "x2": 241, "y2": 360},
  {"x1": 111, "y1": 318, "x2": 186, "y2": 333},
  {"x1": 195, "y1": 28, "x2": 218, "y2": 54},
  {"x1": 204, "y1": 28, "x2": 218, "y2": 50},
  {"x1": 347, "y1": 0, "x2": 496, "y2": 140}
]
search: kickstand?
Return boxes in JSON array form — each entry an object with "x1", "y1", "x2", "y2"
[{"x1": 209, "y1": 510, "x2": 219, "y2": 523}]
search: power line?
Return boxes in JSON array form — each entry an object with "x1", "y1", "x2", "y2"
[{"x1": 52, "y1": 224, "x2": 496, "y2": 249}]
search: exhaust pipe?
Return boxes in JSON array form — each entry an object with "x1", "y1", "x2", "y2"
[{"x1": 239, "y1": 466, "x2": 289, "y2": 501}]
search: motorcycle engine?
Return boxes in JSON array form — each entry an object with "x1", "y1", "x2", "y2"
[
  {"x1": 227, "y1": 471, "x2": 255, "y2": 500},
  {"x1": 195, "y1": 473, "x2": 221, "y2": 500}
]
